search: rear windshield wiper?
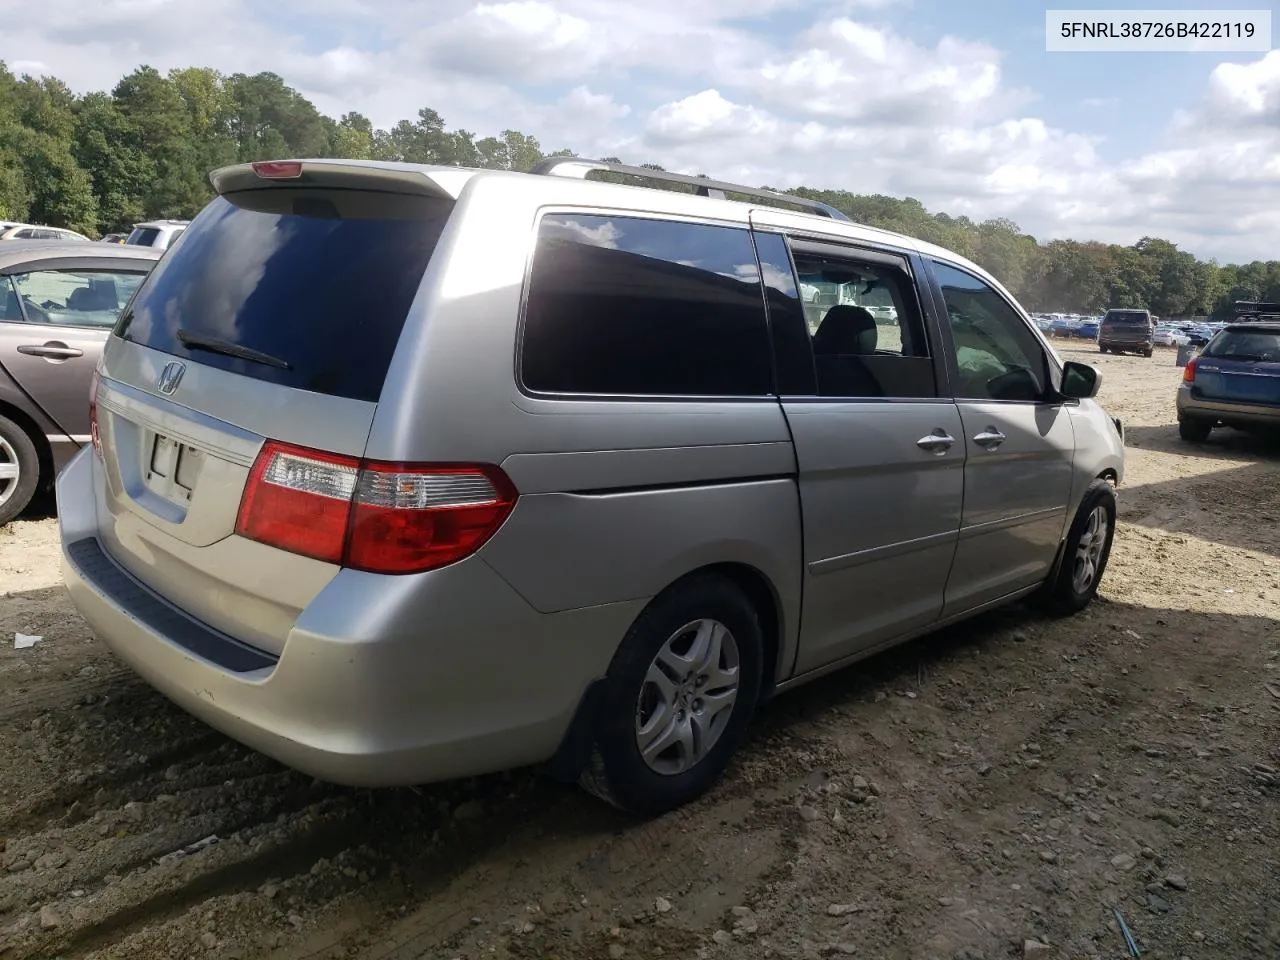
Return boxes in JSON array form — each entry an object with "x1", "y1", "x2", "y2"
[{"x1": 176, "y1": 330, "x2": 291, "y2": 370}]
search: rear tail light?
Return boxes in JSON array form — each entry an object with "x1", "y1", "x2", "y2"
[
  {"x1": 88, "y1": 369, "x2": 103, "y2": 458},
  {"x1": 235, "y1": 440, "x2": 517, "y2": 574},
  {"x1": 1183, "y1": 357, "x2": 1198, "y2": 383}
]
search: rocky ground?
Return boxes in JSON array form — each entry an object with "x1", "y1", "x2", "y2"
[{"x1": 1, "y1": 344, "x2": 1277, "y2": 960}]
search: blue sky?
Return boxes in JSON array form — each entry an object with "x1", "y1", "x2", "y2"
[{"x1": 4, "y1": 0, "x2": 1280, "y2": 261}]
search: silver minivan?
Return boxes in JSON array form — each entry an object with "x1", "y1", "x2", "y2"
[{"x1": 58, "y1": 158, "x2": 1125, "y2": 815}]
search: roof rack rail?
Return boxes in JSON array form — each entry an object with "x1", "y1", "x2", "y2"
[
  {"x1": 529, "y1": 156, "x2": 851, "y2": 222},
  {"x1": 1234, "y1": 300, "x2": 1280, "y2": 316}
]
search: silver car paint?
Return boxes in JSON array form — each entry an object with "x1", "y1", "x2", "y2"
[{"x1": 59, "y1": 161, "x2": 1125, "y2": 788}]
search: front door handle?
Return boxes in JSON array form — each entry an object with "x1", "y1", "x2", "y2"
[
  {"x1": 17, "y1": 342, "x2": 84, "y2": 361},
  {"x1": 973, "y1": 427, "x2": 1006, "y2": 450},
  {"x1": 916, "y1": 431, "x2": 956, "y2": 454}
]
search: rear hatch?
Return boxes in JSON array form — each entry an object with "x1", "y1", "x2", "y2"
[
  {"x1": 1102, "y1": 311, "x2": 1151, "y2": 343},
  {"x1": 1191, "y1": 327, "x2": 1280, "y2": 405},
  {"x1": 90, "y1": 162, "x2": 458, "y2": 655}
]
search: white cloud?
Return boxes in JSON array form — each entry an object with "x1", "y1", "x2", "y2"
[
  {"x1": 421, "y1": 2, "x2": 598, "y2": 83},
  {"x1": 1, "y1": 0, "x2": 1278, "y2": 261}
]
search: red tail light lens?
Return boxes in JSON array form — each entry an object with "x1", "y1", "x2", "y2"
[
  {"x1": 1183, "y1": 357, "x2": 1198, "y2": 383},
  {"x1": 89, "y1": 370, "x2": 103, "y2": 458},
  {"x1": 347, "y1": 464, "x2": 517, "y2": 574},
  {"x1": 236, "y1": 442, "x2": 360, "y2": 564},
  {"x1": 235, "y1": 441, "x2": 517, "y2": 574},
  {"x1": 252, "y1": 160, "x2": 303, "y2": 179}
]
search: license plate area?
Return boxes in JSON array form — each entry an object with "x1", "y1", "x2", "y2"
[{"x1": 145, "y1": 433, "x2": 199, "y2": 504}]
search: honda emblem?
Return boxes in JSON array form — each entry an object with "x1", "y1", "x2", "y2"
[{"x1": 156, "y1": 361, "x2": 186, "y2": 396}]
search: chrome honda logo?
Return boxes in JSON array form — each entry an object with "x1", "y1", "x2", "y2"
[{"x1": 156, "y1": 361, "x2": 186, "y2": 395}]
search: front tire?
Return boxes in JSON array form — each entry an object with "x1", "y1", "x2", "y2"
[
  {"x1": 0, "y1": 414, "x2": 40, "y2": 526},
  {"x1": 1036, "y1": 480, "x2": 1117, "y2": 617},
  {"x1": 1179, "y1": 417, "x2": 1213, "y2": 442},
  {"x1": 579, "y1": 576, "x2": 764, "y2": 816}
]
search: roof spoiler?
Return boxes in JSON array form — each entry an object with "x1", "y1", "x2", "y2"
[
  {"x1": 208, "y1": 159, "x2": 469, "y2": 200},
  {"x1": 1234, "y1": 300, "x2": 1280, "y2": 317},
  {"x1": 529, "y1": 156, "x2": 852, "y2": 222}
]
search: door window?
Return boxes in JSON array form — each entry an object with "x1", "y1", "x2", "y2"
[
  {"x1": 521, "y1": 213, "x2": 772, "y2": 396},
  {"x1": 10, "y1": 270, "x2": 148, "y2": 328},
  {"x1": 931, "y1": 260, "x2": 1049, "y2": 403},
  {"x1": 789, "y1": 245, "x2": 935, "y2": 398}
]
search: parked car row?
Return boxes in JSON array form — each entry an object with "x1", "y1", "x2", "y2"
[{"x1": 0, "y1": 219, "x2": 190, "y2": 250}]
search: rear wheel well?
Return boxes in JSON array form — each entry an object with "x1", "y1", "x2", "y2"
[
  {"x1": 670, "y1": 562, "x2": 783, "y2": 700},
  {"x1": 1098, "y1": 469, "x2": 1118, "y2": 486},
  {"x1": 0, "y1": 399, "x2": 52, "y2": 490},
  {"x1": 543, "y1": 561, "x2": 786, "y2": 785}
]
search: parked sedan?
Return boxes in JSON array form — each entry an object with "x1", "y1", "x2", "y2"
[
  {"x1": 0, "y1": 242, "x2": 163, "y2": 522},
  {"x1": 1153, "y1": 326, "x2": 1189, "y2": 347},
  {"x1": 1177, "y1": 321, "x2": 1280, "y2": 442}
]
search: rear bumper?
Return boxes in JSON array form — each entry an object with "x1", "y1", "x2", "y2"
[
  {"x1": 1099, "y1": 339, "x2": 1151, "y2": 350},
  {"x1": 57, "y1": 448, "x2": 641, "y2": 787},
  {"x1": 1176, "y1": 386, "x2": 1280, "y2": 426}
]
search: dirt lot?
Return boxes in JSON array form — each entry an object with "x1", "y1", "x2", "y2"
[{"x1": 2, "y1": 344, "x2": 1278, "y2": 960}]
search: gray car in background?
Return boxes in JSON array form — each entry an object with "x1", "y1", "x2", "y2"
[
  {"x1": 58, "y1": 158, "x2": 1125, "y2": 816},
  {"x1": 0, "y1": 241, "x2": 162, "y2": 522}
]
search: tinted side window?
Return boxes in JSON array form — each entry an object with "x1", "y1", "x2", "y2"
[
  {"x1": 521, "y1": 214, "x2": 772, "y2": 396},
  {"x1": 932, "y1": 260, "x2": 1048, "y2": 402},
  {"x1": 127, "y1": 228, "x2": 160, "y2": 246},
  {"x1": 792, "y1": 248, "x2": 935, "y2": 398}
]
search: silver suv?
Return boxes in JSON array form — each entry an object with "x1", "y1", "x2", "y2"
[
  {"x1": 58, "y1": 158, "x2": 1125, "y2": 815},
  {"x1": 124, "y1": 220, "x2": 190, "y2": 250}
]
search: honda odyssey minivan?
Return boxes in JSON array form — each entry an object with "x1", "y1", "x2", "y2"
[{"x1": 58, "y1": 158, "x2": 1125, "y2": 815}]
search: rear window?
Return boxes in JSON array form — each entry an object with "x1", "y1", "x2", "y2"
[
  {"x1": 117, "y1": 190, "x2": 452, "y2": 402},
  {"x1": 1204, "y1": 330, "x2": 1280, "y2": 360},
  {"x1": 126, "y1": 227, "x2": 160, "y2": 246},
  {"x1": 521, "y1": 213, "x2": 772, "y2": 396},
  {"x1": 1105, "y1": 310, "x2": 1149, "y2": 325}
]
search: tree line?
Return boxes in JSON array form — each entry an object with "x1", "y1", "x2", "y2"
[{"x1": 1, "y1": 61, "x2": 1275, "y2": 318}]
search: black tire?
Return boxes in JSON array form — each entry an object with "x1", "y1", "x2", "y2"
[
  {"x1": 1035, "y1": 479, "x2": 1117, "y2": 617},
  {"x1": 1144, "y1": 349, "x2": 1154, "y2": 358},
  {"x1": 1099, "y1": 345, "x2": 1108, "y2": 354},
  {"x1": 0, "y1": 413, "x2": 40, "y2": 526},
  {"x1": 579, "y1": 576, "x2": 764, "y2": 816},
  {"x1": 1179, "y1": 417, "x2": 1213, "y2": 442}
]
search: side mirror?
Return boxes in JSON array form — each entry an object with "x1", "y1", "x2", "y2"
[{"x1": 1060, "y1": 360, "x2": 1101, "y2": 400}]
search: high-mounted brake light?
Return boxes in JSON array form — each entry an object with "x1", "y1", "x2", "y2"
[
  {"x1": 1183, "y1": 357, "x2": 1198, "y2": 383},
  {"x1": 251, "y1": 160, "x2": 304, "y2": 180},
  {"x1": 88, "y1": 369, "x2": 103, "y2": 459},
  {"x1": 234, "y1": 441, "x2": 518, "y2": 574}
]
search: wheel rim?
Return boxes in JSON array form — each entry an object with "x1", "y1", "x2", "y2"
[
  {"x1": 1072, "y1": 505, "x2": 1110, "y2": 594},
  {"x1": 0, "y1": 435, "x2": 19, "y2": 509},
  {"x1": 635, "y1": 618, "x2": 741, "y2": 776}
]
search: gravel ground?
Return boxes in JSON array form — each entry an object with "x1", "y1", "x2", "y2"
[{"x1": 1, "y1": 344, "x2": 1278, "y2": 960}]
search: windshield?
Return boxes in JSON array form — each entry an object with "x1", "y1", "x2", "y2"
[
  {"x1": 1203, "y1": 330, "x2": 1280, "y2": 361},
  {"x1": 116, "y1": 188, "x2": 454, "y2": 402}
]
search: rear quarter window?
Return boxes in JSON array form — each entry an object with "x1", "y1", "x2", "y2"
[
  {"x1": 520, "y1": 214, "x2": 772, "y2": 396},
  {"x1": 116, "y1": 190, "x2": 453, "y2": 402}
]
